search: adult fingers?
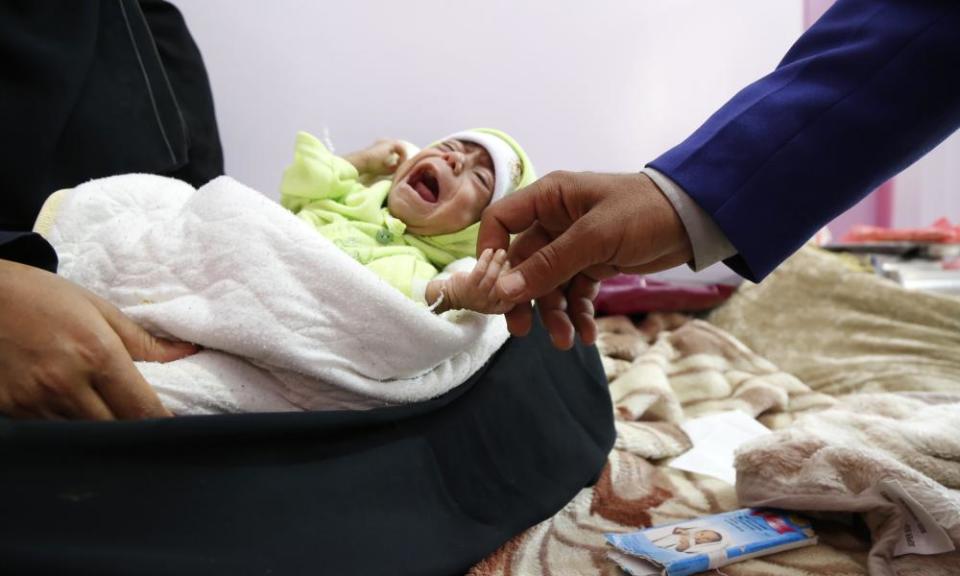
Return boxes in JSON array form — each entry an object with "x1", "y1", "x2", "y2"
[
  {"x1": 37, "y1": 408, "x2": 67, "y2": 421},
  {"x1": 505, "y1": 222, "x2": 552, "y2": 269},
  {"x1": 38, "y1": 383, "x2": 111, "y2": 421},
  {"x1": 582, "y1": 263, "x2": 620, "y2": 282},
  {"x1": 477, "y1": 187, "x2": 537, "y2": 256},
  {"x1": 504, "y1": 301, "x2": 534, "y2": 337},
  {"x1": 537, "y1": 289, "x2": 576, "y2": 350},
  {"x1": 497, "y1": 213, "x2": 605, "y2": 303},
  {"x1": 67, "y1": 385, "x2": 116, "y2": 421},
  {"x1": 566, "y1": 275, "x2": 599, "y2": 346},
  {"x1": 477, "y1": 172, "x2": 575, "y2": 256},
  {"x1": 86, "y1": 292, "x2": 198, "y2": 362},
  {"x1": 93, "y1": 347, "x2": 172, "y2": 419},
  {"x1": 6, "y1": 405, "x2": 44, "y2": 420}
]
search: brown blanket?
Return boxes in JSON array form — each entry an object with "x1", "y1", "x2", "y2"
[
  {"x1": 471, "y1": 247, "x2": 960, "y2": 576},
  {"x1": 709, "y1": 247, "x2": 960, "y2": 397},
  {"x1": 737, "y1": 393, "x2": 960, "y2": 576},
  {"x1": 471, "y1": 315, "x2": 862, "y2": 576}
]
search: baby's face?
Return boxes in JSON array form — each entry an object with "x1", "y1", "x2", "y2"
[
  {"x1": 694, "y1": 530, "x2": 721, "y2": 545},
  {"x1": 388, "y1": 139, "x2": 494, "y2": 235}
]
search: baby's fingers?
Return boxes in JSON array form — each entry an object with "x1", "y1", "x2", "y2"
[
  {"x1": 470, "y1": 249, "x2": 494, "y2": 282},
  {"x1": 383, "y1": 142, "x2": 408, "y2": 173},
  {"x1": 391, "y1": 142, "x2": 409, "y2": 166},
  {"x1": 479, "y1": 249, "x2": 507, "y2": 293}
]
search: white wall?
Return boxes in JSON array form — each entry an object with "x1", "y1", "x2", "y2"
[
  {"x1": 893, "y1": 134, "x2": 960, "y2": 229},
  {"x1": 174, "y1": 0, "x2": 803, "y2": 199}
]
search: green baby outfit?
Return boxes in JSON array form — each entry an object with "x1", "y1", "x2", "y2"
[{"x1": 280, "y1": 131, "x2": 481, "y2": 302}]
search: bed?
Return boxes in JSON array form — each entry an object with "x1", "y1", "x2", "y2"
[{"x1": 471, "y1": 247, "x2": 960, "y2": 576}]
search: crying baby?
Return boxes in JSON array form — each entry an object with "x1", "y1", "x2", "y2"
[{"x1": 280, "y1": 129, "x2": 534, "y2": 314}]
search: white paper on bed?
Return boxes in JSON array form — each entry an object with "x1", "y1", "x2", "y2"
[{"x1": 41, "y1": 174, "x2": 509, "y2": 414}]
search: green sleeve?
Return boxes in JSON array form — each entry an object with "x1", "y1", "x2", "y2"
[
  {"x1": 280, "y1": 131, "x2": 362, "y2": 213},
  {"x1": 365, "y1": 254, "x2": 438, "y2": 302}
]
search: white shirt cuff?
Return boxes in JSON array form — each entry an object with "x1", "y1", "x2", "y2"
[{"x1": 641, "y1": 167, "x2": 737, "y2": 271}]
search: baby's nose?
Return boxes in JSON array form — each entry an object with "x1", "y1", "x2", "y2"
[{"x1": 443, "y1": 151, "x2": 464, "y2": 175}]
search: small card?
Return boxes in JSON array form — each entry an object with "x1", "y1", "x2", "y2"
[
  {"x1": 668, "y1": 411, "x2": 771, "y2": 485},
  {"x1": 606, "y1": 508, "x2": 817, "y2": 576}
]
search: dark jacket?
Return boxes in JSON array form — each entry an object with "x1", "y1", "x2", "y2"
[
  {"x1": 0, "y1": 0, "x2": 223, "y2": 271},
  {"x1": 651, "y1": 0, "x2": 960, "y2": 281}
]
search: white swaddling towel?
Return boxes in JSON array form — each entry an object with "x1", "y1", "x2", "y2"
[{"x1": 36, "y1": 174, "x2": 509, "y2": 414}]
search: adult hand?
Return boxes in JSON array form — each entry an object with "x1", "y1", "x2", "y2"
[
  {"x1": 478, "y1": 171, "x2": 692, "y2": 349},
  {"x1": 0, "y1": 259, "x2": 197, "y2": 420}
]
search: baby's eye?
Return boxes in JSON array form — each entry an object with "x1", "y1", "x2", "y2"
[{"x1": 475, "y1": 170, "x2": 491, "y2": 190}]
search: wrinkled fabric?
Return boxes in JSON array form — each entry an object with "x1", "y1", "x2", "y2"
[
  {"x1": 736, "y1": 393, "x2": 960, "y2": 576},
  {"x1": 473, "y1": 313, "x2": 960, "y2": 575},
  {"x1": 709, "y1": 246, "x2": 960, "y2": 396},
  {"x1": 38, "y1": 174, "x2": 509, "y2": 412},
  {"x1": 596, "y1": 275, "x2": 735, "y2": 314},
  {"x1": 0, "y1": 313, "x2": 615, "y2": 576}
]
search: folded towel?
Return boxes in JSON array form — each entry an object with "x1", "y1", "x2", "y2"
[{"x1": 37, "y1": 174, "x2": 509, "y2": 413}]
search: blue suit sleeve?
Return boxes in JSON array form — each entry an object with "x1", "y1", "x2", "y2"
[
  {"x1": 0, "y1": 231, "x2": 58, "y2": 273},
  {"x1": 648, "y1": 0, "x2": 960, "y2": 281}
]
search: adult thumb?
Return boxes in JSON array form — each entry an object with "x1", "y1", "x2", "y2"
[
  {"x1": 88, "y1": 293, "x2": 198, "y2": 362},
  {"x1": 496, "y1": 217, "x2": 602, "y2": 302},
  {"x1": 123, "y1": 325, "x2": 199, "y2": 363}
]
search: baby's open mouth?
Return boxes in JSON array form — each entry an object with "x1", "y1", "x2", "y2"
[{"x1": 408, "y1": 166, "x2": 440, "y2": 203}]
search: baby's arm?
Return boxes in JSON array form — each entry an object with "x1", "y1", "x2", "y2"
[
  {"x1": 425, "y1": 249, "x2": 512, "y2": 314},
  {"x1": 344, "y1": 139, "x2": 409, "y2": 177}
]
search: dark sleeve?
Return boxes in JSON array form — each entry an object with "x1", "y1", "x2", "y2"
[
  {"x1": 139, "y1": 0, "x2": 225, "y2": 187},
  {"x1": 648, "y1": 0, "x2": 960, "y2": 281},
  {"x1": 0, "y1": 0, "x2": 222, "y2": 233},
  {"x1": 0, "y1": 1, "x2": 105, "y2": 231},
  {"x1": 0, "y1": 232, "x2": 57, "y2": 273}
]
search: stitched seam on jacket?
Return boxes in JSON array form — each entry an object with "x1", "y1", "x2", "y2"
[
  {"x1": 117, "y1": 0, "x2": 177, "y2": 164},
  {"x1": 132, "y1": 1, "x2": 189, "y2": 149},
  {"x1": 668, "y1": 2, "x2": 887, "y2": 182},
  {"x1": 710, "y1": 8, "x2": 950, "y2": 223}
]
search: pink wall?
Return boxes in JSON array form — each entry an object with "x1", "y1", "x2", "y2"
[{"x1": 805, "y1": 0, "x2": 893, "y2": 237}]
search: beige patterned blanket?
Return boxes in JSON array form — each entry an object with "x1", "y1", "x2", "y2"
[{"x1": 470, "y1": 248, "x2": 960, "y2": 576}]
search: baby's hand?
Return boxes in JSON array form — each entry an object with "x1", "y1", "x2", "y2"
[
  {"x1": 346, "y1": 139, "x2": 408, "y2": 176},
  {"x1": 437, "y1": 249, "x2": 513, "y2": 314}
]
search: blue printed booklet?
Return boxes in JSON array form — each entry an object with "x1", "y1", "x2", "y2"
[{"x1": 605, "y1": 508, "x2": 817, "y2": 576}]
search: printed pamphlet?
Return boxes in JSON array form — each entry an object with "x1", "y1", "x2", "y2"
[{"x1": 605, "y1": 508, "x2": 817, "y2": 576}]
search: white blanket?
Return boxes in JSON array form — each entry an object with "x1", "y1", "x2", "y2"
[{"x1": 37, "y1": 174, "x2": 509, "y2": 414}]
